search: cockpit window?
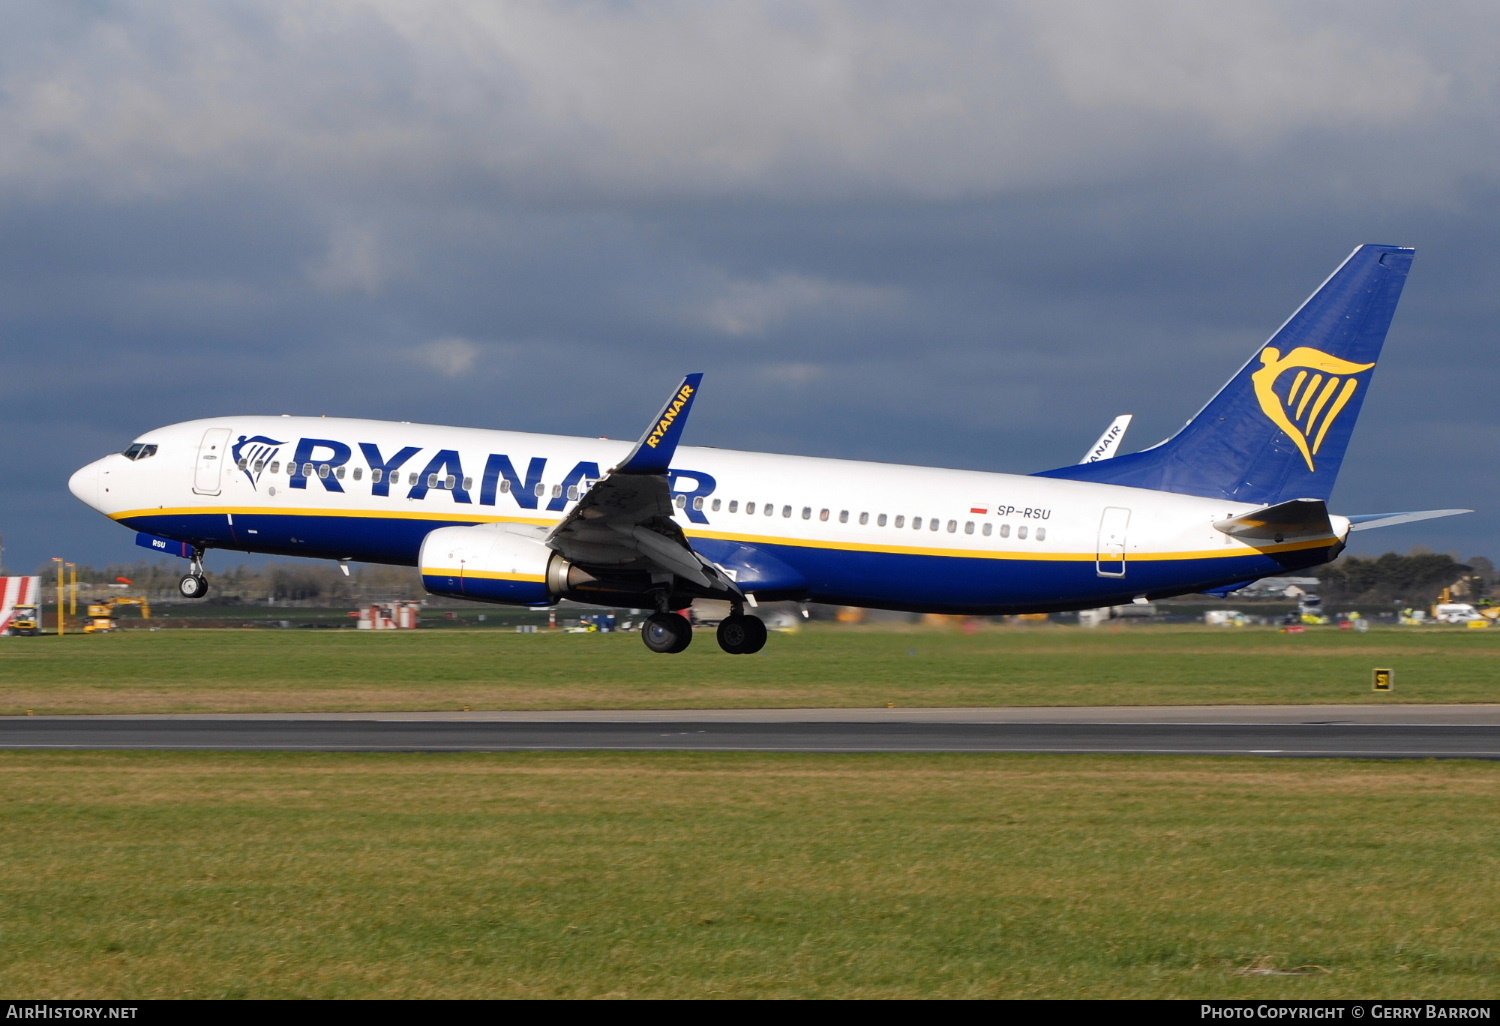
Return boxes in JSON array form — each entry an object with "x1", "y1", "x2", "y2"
[{"x1": 121, "y1": 443, "x2": 158, "y2": 461}]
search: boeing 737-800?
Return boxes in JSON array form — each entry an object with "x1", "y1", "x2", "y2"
[{"x1": 69, "y1": 244, "x2": 1466, "y2": 654}]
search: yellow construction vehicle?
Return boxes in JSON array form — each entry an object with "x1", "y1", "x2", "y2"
[
  {"x1": 82, "y1": 596, "x2": 152, "y2": 634},
  {"x1": 1431, "y1": 586, "x2": 1498, "y2": 626},
  {"x1": 10, "y1": 604, "x2": 40, "y2": 636}
]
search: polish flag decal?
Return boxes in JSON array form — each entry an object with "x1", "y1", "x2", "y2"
[{"x1": 970, "y1": 506, "x2": 988, "y2": 514}]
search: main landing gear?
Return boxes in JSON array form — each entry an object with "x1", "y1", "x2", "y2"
[
  {"x1": 637, "y1": 606, "x2": 768, "y2": 655},
  {"x1": 178, "y1": 549, "x2": 210, "y2": 599},
  {"x1": 715, "y1": 613, "x2": 767, "y2": 655},
  {"x1": 641, "y1": 611, "x2": 693, "y2": 654}
]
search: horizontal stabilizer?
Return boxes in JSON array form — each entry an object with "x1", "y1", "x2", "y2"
[
  {"x1": 1213, "y1": 498, "x2": 1332, "y2": 541},
  {"x1": 1347, "y1": 509, "x2": 1472, "y2": 532}
]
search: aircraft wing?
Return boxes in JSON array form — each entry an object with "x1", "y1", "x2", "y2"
[{"x1": 544, "y1": 374, "x2": 741, "y2": 595}]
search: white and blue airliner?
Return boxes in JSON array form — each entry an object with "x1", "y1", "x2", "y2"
[{"x1": 69, "y1": 245, "x2": 1466, "y2": 653}]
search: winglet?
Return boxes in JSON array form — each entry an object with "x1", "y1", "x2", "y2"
[{"x1": 613, "y1": 374, "x2": 704, "y2": 475}]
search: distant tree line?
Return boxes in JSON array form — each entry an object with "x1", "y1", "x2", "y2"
[
  {"x1": 1313, "y1": 549, "x2": 1492, "y2": 605},
  {"x1": 25, "y1": 559, "x2": 426, "y2": 606},
  {"x1": 19, "y1": 547, "x2": 1494, "y2": 608}
]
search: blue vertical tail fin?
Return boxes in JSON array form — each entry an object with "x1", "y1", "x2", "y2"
[{"x1": 1035, "y1": 244, "x2": 1415, "y2": 504}]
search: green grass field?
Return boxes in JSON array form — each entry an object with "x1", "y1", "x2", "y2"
[
  {"x1": 1, "y1": 750, "x2": 1496, "y2": 999},
  {"x1": 1, "y1": 623, "x2": 1497, "y2": 714}
]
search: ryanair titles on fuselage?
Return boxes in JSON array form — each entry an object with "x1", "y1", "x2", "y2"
[{"x1": 255, "y1": 434, "x2": 717, "y2": 524}]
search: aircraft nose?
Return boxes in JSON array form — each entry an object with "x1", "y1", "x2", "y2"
[{"x1": 68, "y1": 460, "x2": 102, "y2": 510}]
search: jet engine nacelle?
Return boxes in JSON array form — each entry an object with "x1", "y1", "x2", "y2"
[{"x1": 419, "y1": 523, "x2": 583, "y2": 607}]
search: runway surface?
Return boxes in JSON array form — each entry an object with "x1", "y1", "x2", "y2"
[{"x1": 3, "y1": 705, "x2": 1499, "y2": 758}]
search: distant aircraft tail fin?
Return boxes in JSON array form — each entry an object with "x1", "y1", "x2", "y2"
[{"x1": 1034, "y1": 244, "x2": 1415, "y2": 504}]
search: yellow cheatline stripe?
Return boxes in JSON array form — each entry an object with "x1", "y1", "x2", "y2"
[
  {"x1": 681, "y1": 527, "x2": 1336, "y2": 563},
  {"x1": 116, "y1": 506, "x2": 1337, "y2": 564},
  {"x1": 112, "y1": 506, "x2": 552, "y2": 527},
  {"x1": 420, "y1": 567, "x2": 545, "y2": 583}
]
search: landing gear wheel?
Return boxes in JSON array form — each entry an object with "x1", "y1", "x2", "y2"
[
  {"x1": 178, "y1": 574, "x2": 209, "y2": 599},
  {"x1": 716, "y1": 614, "x2": 767, "y2": 654},
  {"x1": 642, "y1": 612, "x2": 693, "y2": 654}
]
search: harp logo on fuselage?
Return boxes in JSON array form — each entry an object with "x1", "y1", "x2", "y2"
[
  {"x1": 1251, "y1": 347, "x2": 1375, "y2": 472},
  {"x1": 232, "y1": 435, "x2": 286, "y2": 489}
]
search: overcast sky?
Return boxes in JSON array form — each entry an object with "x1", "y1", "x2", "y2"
[{"x1": 2, "y1": 1, "x2": 1497, "y2": 573}]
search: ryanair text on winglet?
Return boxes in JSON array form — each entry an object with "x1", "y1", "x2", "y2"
[{"x1": 644, "y1": 383, "x2": 695, "y2": 449}]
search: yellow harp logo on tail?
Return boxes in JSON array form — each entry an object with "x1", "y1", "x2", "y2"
[{"x1": 1251, "y1": 347, "x2": 1375, "y2": 472}]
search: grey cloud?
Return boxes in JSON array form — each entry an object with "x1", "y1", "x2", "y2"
[{"x1": 2, "y1": 1, "x2": 1498, "y2": 571}]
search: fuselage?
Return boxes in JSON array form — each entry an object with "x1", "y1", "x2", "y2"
[{"x1": 69, "y1": 415, "x2": 1347, "y2": 614}]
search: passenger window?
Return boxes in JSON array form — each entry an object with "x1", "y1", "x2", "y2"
[
  {"x1": 551, "y1": 484, "x2": 562, "y2": 498},
  {"x1": 462, "y1": 477, "x2": 472, "y2": 490},
  {"x1": 912, "y1": 517, "x2": 922, "y2": 530},
  {"x1": 877, "y1": 514, "x2": 887, "y2": 527},
  {"x1": 766, "y1": 503, "x2": 774, "y2": 516},
  {"x1": 964, "y1": 521, "x2": 974, "y2": 535},
  {"x1": 447, "y1": 475, "x2": 457, "y2": 490},
  {"x1": 931, "y1": 519, "x2": 940, "y2": 532},
  {"x1": 319, "y1": 465, "x2": 331, "y2": 479},
  {"x1": 783, "y1": 505, "x2": 792, "y2": 518},
  {"x1": 982, "y1": 523, "x2": 992, "y2": 537},
  {"x1": 839, "y1": 511, "x2": 848, "y2": 523},
  {"x1": 858, "y1": 512, "x2": 868, "y2": 525},
  {"x1": 728, "y1": 500, "x2": 738, "y2": 513},
  {"x1": 411, "y1": 473, "x2": 420, "y2": 486},
  {"x1": 369, "y1": 468, "x2": 379, "y2": 482},
  {"x1": 711, "y1": 499, "x2": 721, "y2": 512},
  {"x1": 427, "y1": 474, "x2": 439, "y2": 488},
  {"x1": 894, "y1": 515, "x2": 904, "y2": 528},
  {"x1": 693, "y1": 497, "x2": 704, "y2": 511},
  {"x1": 532, "y1": 482, "x2": 544, "y2": 497},
  {"x1": 353, "y1": 468, "x2": 363, "y2": 481},
  {"x1": 1018, "y1": 525, "x2": 1028, "y2": 539},
  {"x1": 336, "y1": 467, "x2": 346, "y2": 480},
  {"x1": 745, "y1": 502, "x2": 754, "y2": 514},
  {"x1": 676, "y1": 495, "x2": 687, "y2": 508},
  {"x1": 1036, "y1": 528, "x2": 1046, "y2": 541},
  {"x1": 500, "y1": 480, "x2": 511, "y2": 493},
  {"x1": 254, "y1": 461, "x2": 265, "y2": 473},
  {"x1": 237, "y1": 458, "x2": 249, "y2": 470},
  {"x1": 1000, "y1": 524, "x2": 1010, "y2": 538},
  {"x1": 303, "y1": 463, "x2": 314, "y2": 477},
  {"x1": 947, "y1": 520, "x2": 956, "y2": 533},
  {"x1": 803, "y1": 507, "x2": 812, "y2": 520}
]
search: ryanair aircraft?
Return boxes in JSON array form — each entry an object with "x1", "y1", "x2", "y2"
[{"x1": 69, "y1": 244, "x2": 1466, "y2": 654}]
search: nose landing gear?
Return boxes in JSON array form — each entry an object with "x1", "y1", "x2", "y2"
[{"x1": 178, "y1": 549, "x2": 210, "y2": 599}]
